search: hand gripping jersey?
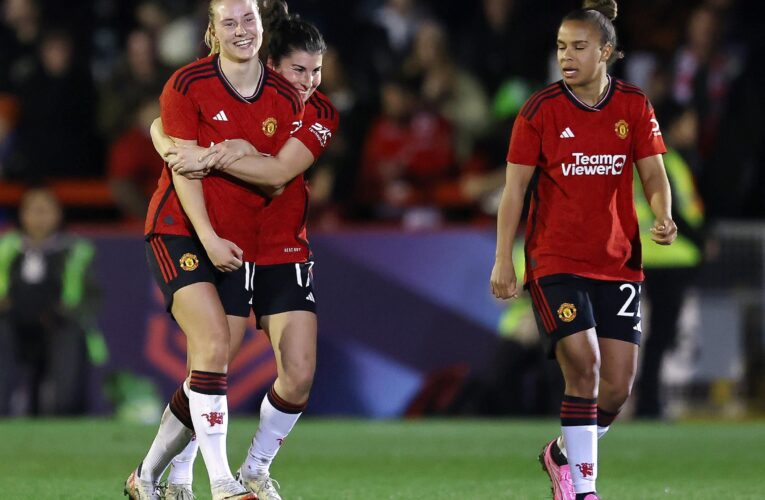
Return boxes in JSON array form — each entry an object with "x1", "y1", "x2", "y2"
[
  {"x1": 255, "y1": 89, "x2": 339, "y2": 265},
  {"x1": 507, "y1": 77, "x2": 666, "y2": 283},
  {"x1": 145, "y1": 55, "x2": 304, "y2": 261}
]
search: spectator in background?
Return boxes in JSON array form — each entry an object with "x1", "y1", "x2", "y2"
[
  {"x1": 358, "y1": 75, "x2": 454, "y2": 227},
  {"x1": 635, "y1": 101, "x2": 705, "y2": 418},
  {"x1": 98, "y1": 29, "x2": 170, "y2": 141},
  {"x1": 0, "y1": 186, "x2": 101, "y2": 415},
  {"x1": 9, "y1": 29, "x2": 99, "y2": 179},
  {"x1": 672, "y1": 3, "x2": 742, "y2": 155},
  {"x1": 370, "y1": 0, "x2": 427, "y2": 61},
  {"x1": 403, "y1": 19, "x2": 491, "y2": 163},
  {"x1": 0, "y1": 0, "x2": 41, "y2": 90},
  {"x1": 107, "y1": 97, "x2": 164, "y2": 221}
]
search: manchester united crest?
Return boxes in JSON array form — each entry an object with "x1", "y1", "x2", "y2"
[
  {"x1": 179, "y1": 253, "x2": 199, "y2": 271},
  {"x1": 557, "y1": 303, "x2": 577, "y2": 322},
  {"x1": 262, "y1": 117, "x2": 277, "y2": 137},
  {"x1": 614, "y1": 119, "x2": 629, "y2": 139}
]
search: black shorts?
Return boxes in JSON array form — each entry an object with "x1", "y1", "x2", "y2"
[
  {"x1": 527, "y1": 274, "x2": 642, "y2": 358},
  {"x1": 252, "y1": 261, "x2": 317, "y2": 326},
  {"x1": 145, "y1": 234, "x2": 252, "y2": 317}
]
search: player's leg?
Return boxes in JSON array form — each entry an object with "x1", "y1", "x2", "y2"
[
  {"x1": 128, "y1": 236, "x2": 254, "y2": 500},
  {"x1": 174, "y1": 263, "x2": 257, "y2": 499},
  {"x1": 239, "y1": 310, "x2": 315, "y2": 499},
  {"x1": 596, "y1": 338, "x2": 638, "y2": 438},
  {"x1": 555, "y1": 331, "x2": 600, "y2": 499},
  {"x1": 239, "y1": 262, "x2": 317, "y2": 499},
  {"x1": 126, "y1": 236, "x2": 208, "y2": 499},
  {"x1": 546, "y1": 279, "x2": 642, "y2": 500},
  {"x1": 529, "y1": 277, "x2": 598, "y2": 500},
  {"x1": 593, "y1": 279, "x2": 642, "y2": 436},
  {"x1": 165, "y1": 313, "x2": 250, "y2": 498}
]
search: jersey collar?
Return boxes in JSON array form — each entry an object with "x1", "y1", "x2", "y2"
[
  {"x1": 560, "y1": 75, "x2": 615, "y2": 112},
  {"x1": 214, "y1": 54, "x2": 266, "y2": 103}
]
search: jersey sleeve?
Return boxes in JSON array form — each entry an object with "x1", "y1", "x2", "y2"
[
  {"x1": 506, "y1": 114, "x2": 542, "y2": 166},
  {"x1": 291, "y1": 92, "x2": 339, "y2": 160},
  {"x1": 633, "y1": 96, "x2": 667, "y2": 160},
  {"x1": 159, "y1": 77, "x2": 199, "y2": 141}
]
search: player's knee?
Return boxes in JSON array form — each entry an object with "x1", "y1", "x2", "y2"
[
  {"x1": 191, "y1": 333, "x2": 229, "y2": 369},
  {"x1": 600, "y1": 378, "x2": 632, "y2": 408},
  {"x1": 285, "y1": 366, "x2": 314, "y2": 397},
  {"x1": 566, "y1": 361, "x2": 600, "y2": 396}
]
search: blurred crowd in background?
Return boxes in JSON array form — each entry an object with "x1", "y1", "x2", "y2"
[{"x1": 0, "y1": 0, "x2": 762, "y2": 230}]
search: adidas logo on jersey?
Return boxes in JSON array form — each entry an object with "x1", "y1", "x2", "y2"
[
  {"x1": 560, "y1": 127, "x2": 575, "y2": 138},
  {"x1": 306, "y1": 292, "x2": 315, "y2": 303},
  {"x1": 212, "y1": 110, "x2": 229, "y2": 122}
]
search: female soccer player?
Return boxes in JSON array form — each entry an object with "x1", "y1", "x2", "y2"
[
  {"x1": 150, "y1": 3, "x2": 337, "y2": 499},
  {"x1": 125, "y1": 1, "x2": 304, "y2": 499},
  {"x1": 490, "y1": 1, "x2": 676, "y2": 499}
]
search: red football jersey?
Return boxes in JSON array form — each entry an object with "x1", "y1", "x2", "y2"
[
  {"x1": 506, "y1": 77, "x2": 666, "y2": 283},
  {"x1": 256, "y1": 90, "x2": 339, "y2": 265},
  {"x1": 145, "y1": 55, "x2": 304, "y2": 260}
]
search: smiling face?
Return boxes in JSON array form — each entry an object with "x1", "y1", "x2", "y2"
[
  {"x1": 210, "y1": 0, "x2": 263, "y2": 62},
  {"x1": 270, "y1": 50, "x2": 323, "y2": 102},
  {"x1": 556, "y1": 20, "x2": 611, "y2": 87}
]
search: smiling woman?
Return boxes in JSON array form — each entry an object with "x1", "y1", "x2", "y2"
[
  {"x1": 123, "y1": 0, "x2": 308, "y2": 499},
  {"x1": 205, "y1": 0, "x2": 263, "y2": 61}
]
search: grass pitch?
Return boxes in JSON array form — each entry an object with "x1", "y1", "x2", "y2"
[{"x1": 0, "y1": 418, "x2": 761, "y2": 499}]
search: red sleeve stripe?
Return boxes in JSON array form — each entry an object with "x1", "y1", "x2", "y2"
[
  {"x1": 309, "y1": 93, "x2": 335, "y2": 120},
  {"x1": 614, "y1": 81, "x2": 647, "y2": 98},
  {"x1": 530, "y1": 281, "x2": 557, "y2": 333},
  {"x1": 265, "y1": 73, "x2": 303, "y2": 113},
  {"x1": 179, "y1": 73, "x2": 217, "y2": 96},
  {"x1": 519, "y1": 82, "x2": 562, "y2": 119},
  {"x1": 265, "y1": 82, "x2": 302, "y2": 114},
  {"x1": 173, "y1": 62, "x2": 216, "y2": 94}
]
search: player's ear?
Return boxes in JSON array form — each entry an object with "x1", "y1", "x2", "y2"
[{"x1": 600, "y1": 43, "x2": 613, "y2": 62}]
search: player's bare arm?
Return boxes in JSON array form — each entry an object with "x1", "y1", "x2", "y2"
[
  {"x1": 196, "y1": 139, "x2": 259, "y2": 171},
  {"x1": 169, "y1": 136, "x2": 243, "y2": 272},
  {"x1": 490, "y1": 162, "x2": 535, "y2": 300},
  {"x1": 636, "y1": 154, "x2": 677, "y2": 245},
  {"x1": 202, "y1": 136, "x2": 315, "y2": 188},
  {"x1": 151, "y1": 118, "x2": 211, "y2": 180}
]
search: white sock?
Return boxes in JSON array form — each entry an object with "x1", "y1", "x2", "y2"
[
  {"x1": 140, "y1": 406, "x2": 194, "y2": 483},
  {"x1": 558, "y1": 425, "x2": 609, "y2": 459},
  {"x1": 243, "y1": 390, "x2": 302, "y2": 476},
  {"x1": 168, "y1": 434, "x2": 198, "y2": 485},
  {"x1": 188, "y1": 371, "x2": 233, "y2": 483},
  {"x1": 562, "y1": 424, "x2": 598, "y2": 494}
]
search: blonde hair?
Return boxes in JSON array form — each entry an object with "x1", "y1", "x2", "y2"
[{"x1": 204, "y1": 0, "x2": 260, "y2": 55}]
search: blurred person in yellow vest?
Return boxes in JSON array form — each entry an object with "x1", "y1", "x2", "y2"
[
  {"x1": 634, "y1": 101, "x2": 705, "y2": 418},
  {"x1": 0, "y1": 185, "x2": 105, "y2": 415}
]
